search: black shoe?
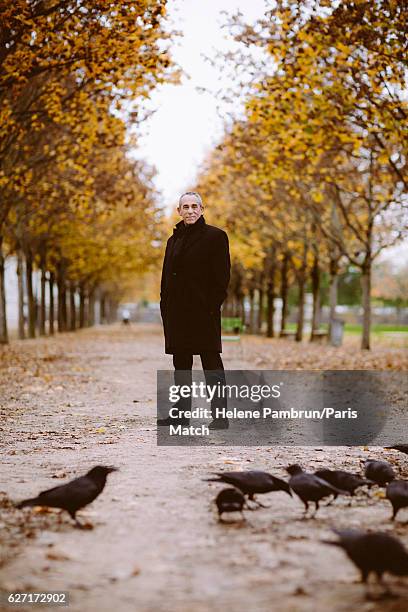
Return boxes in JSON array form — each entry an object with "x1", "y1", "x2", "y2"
[
  {"x1": 209, "y1": 419, "x2": 229, "y2": 430},
  {"x1": 157, "y1": 416, "x2": 190, "y2": 427}
]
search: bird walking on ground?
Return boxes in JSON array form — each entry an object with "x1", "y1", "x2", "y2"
[
  {"x1": 314, "y1": 469, "x2": 374, "y2": 505},
  {"x1": 386, "y1": 480, "x2": 408, "y2": 521},
  {"x1": 205, "y1": 470, "x2": 292, "y2": 508},
  {"x1": 215, "y1": 488, "x2": 246, "y2": 522},
  {"x1": 323, "y1": 529, "x2": 408, "y2": 597},
  {"x1": 286, "y1": 465, "x2": 349, "y2": 516},
  {"x1": 16, "y1": 466, "x2": 118, "y2": 527},
  {"x1": 364, "y1": 459, "x2": 395, "y2": 487}
]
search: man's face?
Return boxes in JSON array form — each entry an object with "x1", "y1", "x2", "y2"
[{"x1": 177, "y1": 195, "x2": 203, "y2": 225}]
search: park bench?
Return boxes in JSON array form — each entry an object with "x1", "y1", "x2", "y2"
[
  {"x1": 311, "y1": 329, "x2": 329, "y2": 343},
  {"x1": 280, "y1": 329, "x2": 296, "y2": 339},
  {"x1": 221, "y1": 317, "x2": 244, "y2": 342}
]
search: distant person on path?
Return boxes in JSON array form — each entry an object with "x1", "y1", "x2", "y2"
[
  {"x1": 122, "y1": 308, "x2": 130, "y2": 325},
  {"x1": 157, "y1": 191, "x2": 231, "y2": 430}
]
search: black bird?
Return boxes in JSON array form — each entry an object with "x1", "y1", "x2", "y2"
[
  {"x1": 205, "y1": 470, "x2": 292, "y2": 507},
  {"x1": 315, "y1": 469, "x2": 374, "y2": 503},
  {"x1": 386, "y1": 480, "x2": 408, "y2": 521},
  {"x1": 215, "y1": 488, "x2": 246, "y2": 522},
  {"x1": 16, "y1": 466, "x2": 118, "y2": 527},
  {"x1": 364, "y1": 459, "x2": 395, "y2": 486},
  {"x1": 286, "y1": 465, "x2": 349, "y2": 516},
  {"x1": 387, "y1": 445, "x2": 408, "y2": 456},
  {"x1": 323, "y1": 529, "x2": 408, "y2": 594}
]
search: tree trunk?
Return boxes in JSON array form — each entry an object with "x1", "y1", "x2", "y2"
[
  {"x1": 106, "y1": 298, "x2": 112, "y2": 323},
  {"x1": 88, "y1": 286, "x2": 95, "y2": 327},
  {"x1": 310, "y1": 253, "x2": 321, "y2": 340},
  {"x1": 279, "y1": 253, "x2": 289, "y2": 336},
  {"x1": 69, "y1": 281, "x2": 76, "y2": 331},
  {"x1": 361, "y1": 261, "x2": 371, "y2": 350},
  {"x1": 111, "y1": 300, "x2": 118, "y2": 323},
  {"x1": 266, "y1": 281, "x2": 275, "y2": 338},
  {"x1": 0, "y1": 236, "x2": 8, "y2": 344},
  {"x1": 296, "y1": 272, "x2": 306, "y2": 342},
  {"x1": 328, "y1": 258, "x2": 339, "y2": 339},
  {"x1": 49, "y1": 271, "x2": 55, "y2": 335},
  {"x1": 266, "y1": 254, "x2": 276, "y2": 338},
  {"x1": 25, "y1": 249, "x2": 36, "y2": 338},
  {"x1": 106, "y1": 299, "x2": 118, "y2": 323},
  {"x1": 39, "y1": 246, "x2": 46, "y2": 336},
  {"x1": 17, "y1": 250, "x2": 25, "y2": 339},
  {"x1": 234, "y1": 294, "x2": 241, "y2": 318},
  {"x1": 239, "y1": 296, "x2": 245, "y2": 323},
  {"x1": 257, "y1": 285, "x2": 264, "y2": 334},
  {"x1": 100, "y1": 293, "x2": 106, "y2": 324},
  {"x1": 79, "y1": 283, "x2": 86, "y2": 328},
  {"x1": 57, "y1": 261, "x2": 67, "y2": 332},
  {"x1": 249, "y1": 287, "x2": 255, "y2": 333}
]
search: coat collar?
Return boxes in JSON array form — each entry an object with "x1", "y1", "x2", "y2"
[
  {"x1": 173, "y1": 215, "x2": 206, "y2": 235},
  {"x1": 172, "y1": 215, "x2": 206, "y2": 252}
]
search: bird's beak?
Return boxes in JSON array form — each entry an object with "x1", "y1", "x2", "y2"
[{"x1": 108, "y1": 466, "x2": 119, "y2": 473}]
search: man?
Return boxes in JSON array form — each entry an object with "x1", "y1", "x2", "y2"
[{"x1": 158, "y1": 191, "x2": 231, "y2": 430}]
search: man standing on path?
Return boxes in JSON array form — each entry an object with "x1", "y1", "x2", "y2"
[{"x1": 157, "y1": 191, "x2": 231, "y2": 430}]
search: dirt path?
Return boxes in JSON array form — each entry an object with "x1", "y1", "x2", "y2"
[{"x1": 1, "y1": 324, "x2": 407, "y2": 612}]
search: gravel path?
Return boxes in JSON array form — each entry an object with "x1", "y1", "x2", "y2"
[{"x1": 0, "y1": 324, "x2": 407, "y2": 612}]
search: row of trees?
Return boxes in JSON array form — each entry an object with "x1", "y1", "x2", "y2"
[
  {"x1": 199, "y1": 0, "x2": 407, "y2": 349},
  {"x1": 0, "y1": 0, "x2": 176, "y2": 343}
]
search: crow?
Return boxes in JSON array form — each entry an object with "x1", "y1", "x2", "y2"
[
  {"x1": 386, "y1": 480, "x2": 408, "y2": 521},
  {"x1": 286, "y1": 465, "x2": 349, "y2": 516},
  {"x1": 16, "y1": 466, "x2": 118, "y2": 527},
  {"x1": 323, "y1": 529, "x2": 408, "y2": 595},
  {"x1": 364, "y1": 459, "x2": 395, "y2": 486},
  {"x1": 215, "y1": 488, "x2": 246, "y2": 522},
  {"x1": 315, "y1": 469, "x2": 374, "y2": 504},
  {"x1": 205, "y1": 470, "x2": 292, "y2": 507},
  {"x1": 387, "y1": 445, "x2": 408, "y2": 456}
]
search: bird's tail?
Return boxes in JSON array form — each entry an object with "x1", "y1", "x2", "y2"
[
  {"x1": 318, "y1": 480, "x2": 351, "y2": 496},
  {"x1": 15, "y1": 497, "x2": 40, "y2": 509},
  {"x1": 274, "y1": 476, "x2": 293, "y2": 496},
  {"x1": 321, "y1": 539, "x2": 342, "y2": 547}
]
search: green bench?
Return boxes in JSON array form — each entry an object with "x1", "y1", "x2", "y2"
[
  {"x1": 221, "y1": 317, "x2": 244, "y2": 341},
  {"x1": 222, "y1": 317, "x2": 244, "y2": 333}
]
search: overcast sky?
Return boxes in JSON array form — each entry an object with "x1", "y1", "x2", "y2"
[
  {"x1": 134, "y1": 0, "x2": 407, "y2": 265},
  {"x1": 135, "y1": 0, "x2": 267, "y2": 210}
]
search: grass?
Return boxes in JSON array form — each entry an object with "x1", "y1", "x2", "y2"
[
  {"x1": 277, "y1": 322, "x2": 408, "y2": 335},
  {"x1": 325, "y1": 323, "x2": 408, "y2": 334}
]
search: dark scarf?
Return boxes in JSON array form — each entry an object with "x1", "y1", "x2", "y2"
[{"x1": 172, "y1": 216, "x2": 205, "y2": 267}]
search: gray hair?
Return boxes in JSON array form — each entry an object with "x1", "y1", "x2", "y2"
[{"x1": 178, "y1": 191, "x2": 203, "y2": 207}]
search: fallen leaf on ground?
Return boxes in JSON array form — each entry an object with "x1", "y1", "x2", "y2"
[{"x1": 46, "y1": 551, "x2": 71, "y2": 561}]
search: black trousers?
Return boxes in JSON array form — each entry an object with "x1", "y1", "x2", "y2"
[{"x1": 173, "y1": 352, "x2": 227, "y2": 419}]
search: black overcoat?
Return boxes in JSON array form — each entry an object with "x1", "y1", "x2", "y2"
[{"x1": 160, "y1": 216, "x2": 231, "y2": 354}]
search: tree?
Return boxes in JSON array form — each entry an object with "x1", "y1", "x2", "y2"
[
  {"x1": 0, "y1": 0, "x2": 177, "y2": 343},
  {"x1": 225, "y1": 0, "x2": 407, "y2": 348}
]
